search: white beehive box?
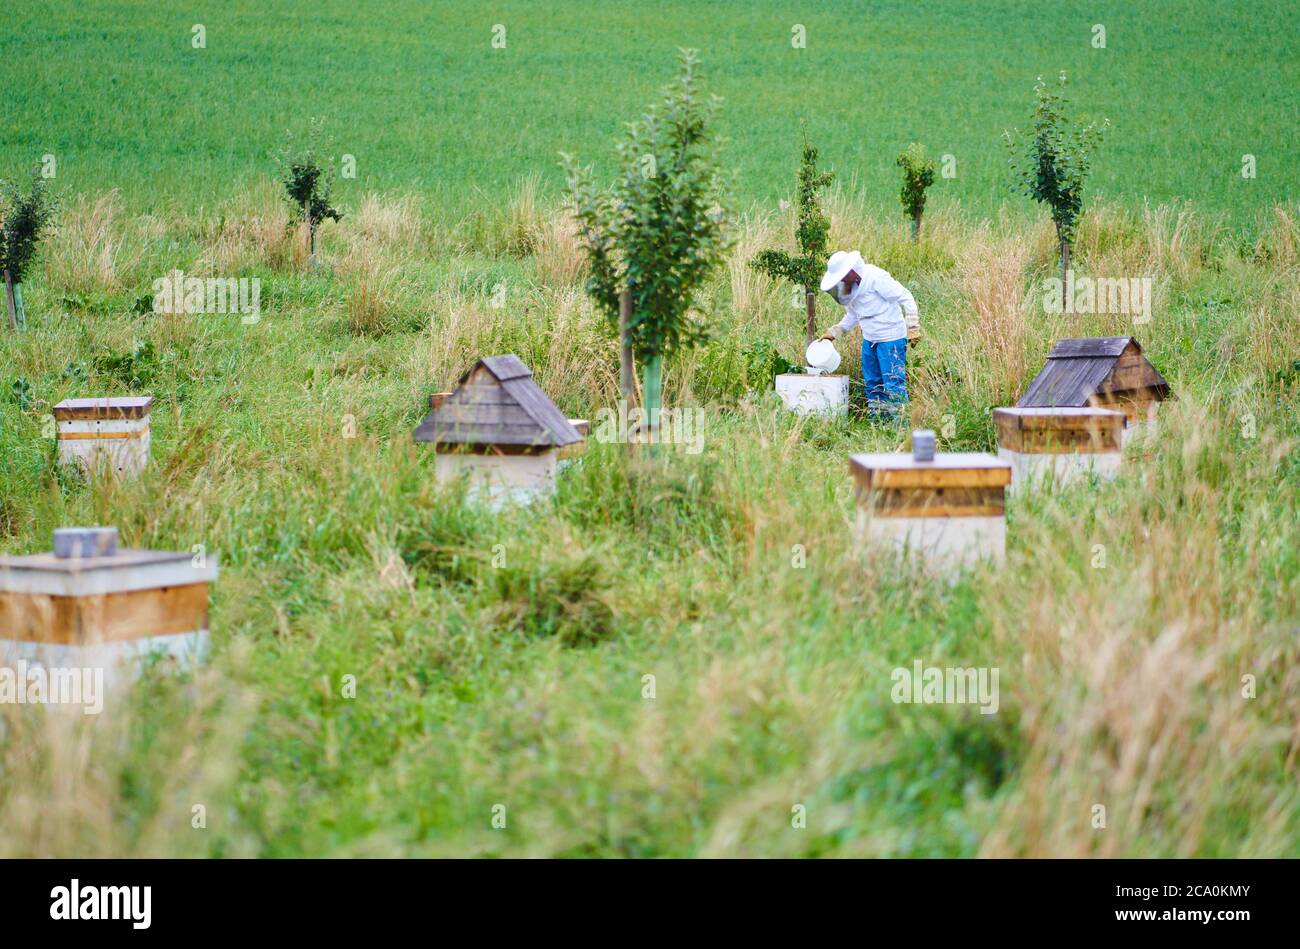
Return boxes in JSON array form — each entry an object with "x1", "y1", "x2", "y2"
[
  {"x1": 775, "y1": 372, "x2": 849, "y2": 417},
  {"x1": 850, "y1": 449, "x2": 1012, "y2": 574},
  {"x1": 994, "y1": 406, "x2": 1127, "y2": 494},
  {"x1": 414, "y1": 356, "x2": 583, "y2": 505},
  {"x1": 0, "y1": 528, "x2": 217, "y2": 688},
  {"x1": 53, "y1": 396, "x2": 153, "y2": 479}
]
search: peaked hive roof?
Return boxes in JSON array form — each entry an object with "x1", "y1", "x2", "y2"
[
  {"x1": 412, "y1": 355, "x2": 583, "y2": 449},
  {"x1": 1018, "y1": 337, "x2": 1171, "y2": 408}
]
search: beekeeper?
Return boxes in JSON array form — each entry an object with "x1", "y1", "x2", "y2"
[{"x1": 818, "y1": 250, "x2": 920, "y2": 417}]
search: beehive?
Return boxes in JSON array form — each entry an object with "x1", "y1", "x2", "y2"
[
  {"x1": 559, "y1": 419, "x2": 590, "y2": 460},
  {"x1": 413, "y1": 355, "x2": 583, "y2": 504},
  {"x1": 775, "y1": 372, "x2": 849, "y2": 417},
  {"x1": 850, "y1": 449, "x2": 1012, "y2": 572},
  {"x1": 0, "y1": 528, "x2": 217, "y2": 686},
  {"x1": 53, "y1": 396, "x2": 153, "y2": 479},
  {"x1": 994, "y1": 406, "x2": 1127, "y2": 494},
  {"x1": 1017, "y1": 337, "x2": 1172, "y2": 443}
]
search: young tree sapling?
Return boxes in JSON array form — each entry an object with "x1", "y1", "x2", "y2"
[
  {"x1": 750, "y1": 141, "x2": 834, "y2": 347},
  {"x1": 563, "y1": 49, "x2": 732, "y2": 450},
  {"x1": 896, "y1": 143, "x2": 936, "y2": 241},
  {"x1": 1005, "y1": 73, "x2": 1107, "y2": 307},
  {"x1": 277, "y1": 119, "x2": 343, "y2": 267},
  {"x1": 0, "y1": 174, "x2": 55, "y2": 330}
]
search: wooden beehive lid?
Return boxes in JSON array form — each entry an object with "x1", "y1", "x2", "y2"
[
  {"x1": 52, "y1": 396, "x2": 154, "y2": 420},
  {"x1": 0, "y1": 549, "x2": 217, "y2": 597},
  {"x1": 1018, "y1": 337, "x2": 1171, "y2": 408},
  {"x1": 993, "y1": 406, "x2": 1127, "y2": 431},
  {"x1": 849, "y1": 452, "x2": 1011, "y2": 490},
  {"x1": 412, "y1": 355, "x2": 582, "y2": 449}
]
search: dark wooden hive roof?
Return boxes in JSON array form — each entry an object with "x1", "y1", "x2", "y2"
[
  {"x1": 412, "y1": 355, "x2": 582, "y2": 449},
  {"x1": 1018, "y1": 337, "x2": 1171, "y2": 408}
]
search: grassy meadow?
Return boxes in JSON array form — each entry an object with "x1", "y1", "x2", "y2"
[{"x1": 0, "y1": 2, "x2": 1298, "y2": 857}]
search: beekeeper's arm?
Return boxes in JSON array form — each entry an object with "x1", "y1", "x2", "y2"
[
  {"x1": 876, "y1": 272, "x2": 922, "y2": 342},
  {"x1": 818, "y1": 302, "x2": 856, "y2": 341}
]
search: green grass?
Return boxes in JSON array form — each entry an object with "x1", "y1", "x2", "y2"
[
  {"x1": 4, "y1": 0, "x2": 1298, "y2": 221},
  {"x1": 0, "y1": 1, "x2": 1298, "y2": 858},
  {"x1": 1, "y1": 187, "x2": 1297, "y2": 856}
]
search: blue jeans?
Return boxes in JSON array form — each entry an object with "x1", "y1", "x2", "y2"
[{"x1": 861, "y1": 337, "x2": 908, "y2": 417}]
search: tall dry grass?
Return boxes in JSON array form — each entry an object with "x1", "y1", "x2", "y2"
[
  {"x1": 532, "y1": 212, "x2": 586, "y2": 289},
  {"x1": 952, "y1": 223, "x2": 1034, "y2": 403},
  {"x1": 194, "y1": 179, "x2": 293, "y2": 274},
  {"x1": 42, "y1": 191, "x2": 141, "y2": 294}
]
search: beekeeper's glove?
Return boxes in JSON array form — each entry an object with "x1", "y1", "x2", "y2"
[{"x1": 820, "y1": 325, "x2": 844, "y2": 342}]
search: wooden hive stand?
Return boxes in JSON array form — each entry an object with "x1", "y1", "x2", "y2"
[
  {"x1": 849, "y1": 449, "x2": 1012, "y2": 574},
  {"x1": 0, "y1": 528, "x2": 217, "y2": 689},
  {"x1": 994, "y1": 407, "x2": 1127, "y2": 494},
  {"x1": 53, "y1": 396, "x2": 153, "y2": 479}
]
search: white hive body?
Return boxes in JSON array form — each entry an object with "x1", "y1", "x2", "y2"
[
  {"x1": 0, "y1": 534, "x2": 218, "y2": 691},
  {"x1": 860, "y1": 514, "x2": 1008, "y2": 569},
  {"x1": 54, "y1": 397, "x2": 153, "y2": 480},
  {"x1": 994, "y1": 407, "x2": 1127, "y2": 495},
  {"x1": 850, "y1": 451, "x2": 1012, "y2": 576},
  {"x1": 775, "y1": 372, "x2": 849, "y2": 417},
  {"x1": 434, "y1": 449, "x2": 559, "y2": 506}
]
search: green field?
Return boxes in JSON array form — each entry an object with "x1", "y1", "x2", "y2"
[
  {"x1": 0, "y1": 2, "x2": 1298, "y2": 858},
  {"x1": 5, "y1": 0, "x2": 1298, "y2": 219}
]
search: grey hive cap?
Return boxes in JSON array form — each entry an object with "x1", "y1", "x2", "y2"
[
  {"x1": 53, "y1": 527, "x2": 119, "y2": 559},
  {"x1": 1018, "y1": 337, "x2": 1172, "y2": 408},
  {"x1": 413, "y1": 355, "x2": 582, "y2": 449}
]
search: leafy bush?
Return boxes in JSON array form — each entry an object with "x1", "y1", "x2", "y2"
[
  {"x1": 94, "y1": 339, "x2": 161, "y2": 388},
  {"x1": 741, "y1": 339, "x2": 798, "y2": 389},
  {"x1": 0, "y1": 173, "x2": 55, "y2": 283},
  {"x1": 0, "y1": 172, "x2": 55, "y2": 328},
  {"x1": 563, "y1": 49, "x2": 733, "y2": 442},
  {"x1": 487, "y1": 553, "x2": 616, "y2": 647}
]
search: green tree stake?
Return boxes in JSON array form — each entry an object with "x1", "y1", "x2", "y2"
[
  {"x1": 13, "y1": 281, "x2": 25, "y2": 329},
  {"x1": 642, "y1": 355, "x2": 662, "y2": 454}
]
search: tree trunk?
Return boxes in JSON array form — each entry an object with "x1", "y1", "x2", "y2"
[
  {"x1": 619, "y1": 290, "x2": 635, "y2": 405},
  {"x1": 304, "y1": 199, "x2": 315, "y2": 268},
  {"x1": 1060, "y1": 237, "x2": 1070, "y2": 311},
  {"x1": 3, "y1": 269, "x2": 16, "y2": 331},
  {"x1": 804, "y1": 291, "x2": 817, "y2": 346},
  {"x1": 911, "y1": 212, "x2": 922, "y2": 242},
  {"x1": 642, "y1": 355, "x2": 662, "y2": 457}
]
